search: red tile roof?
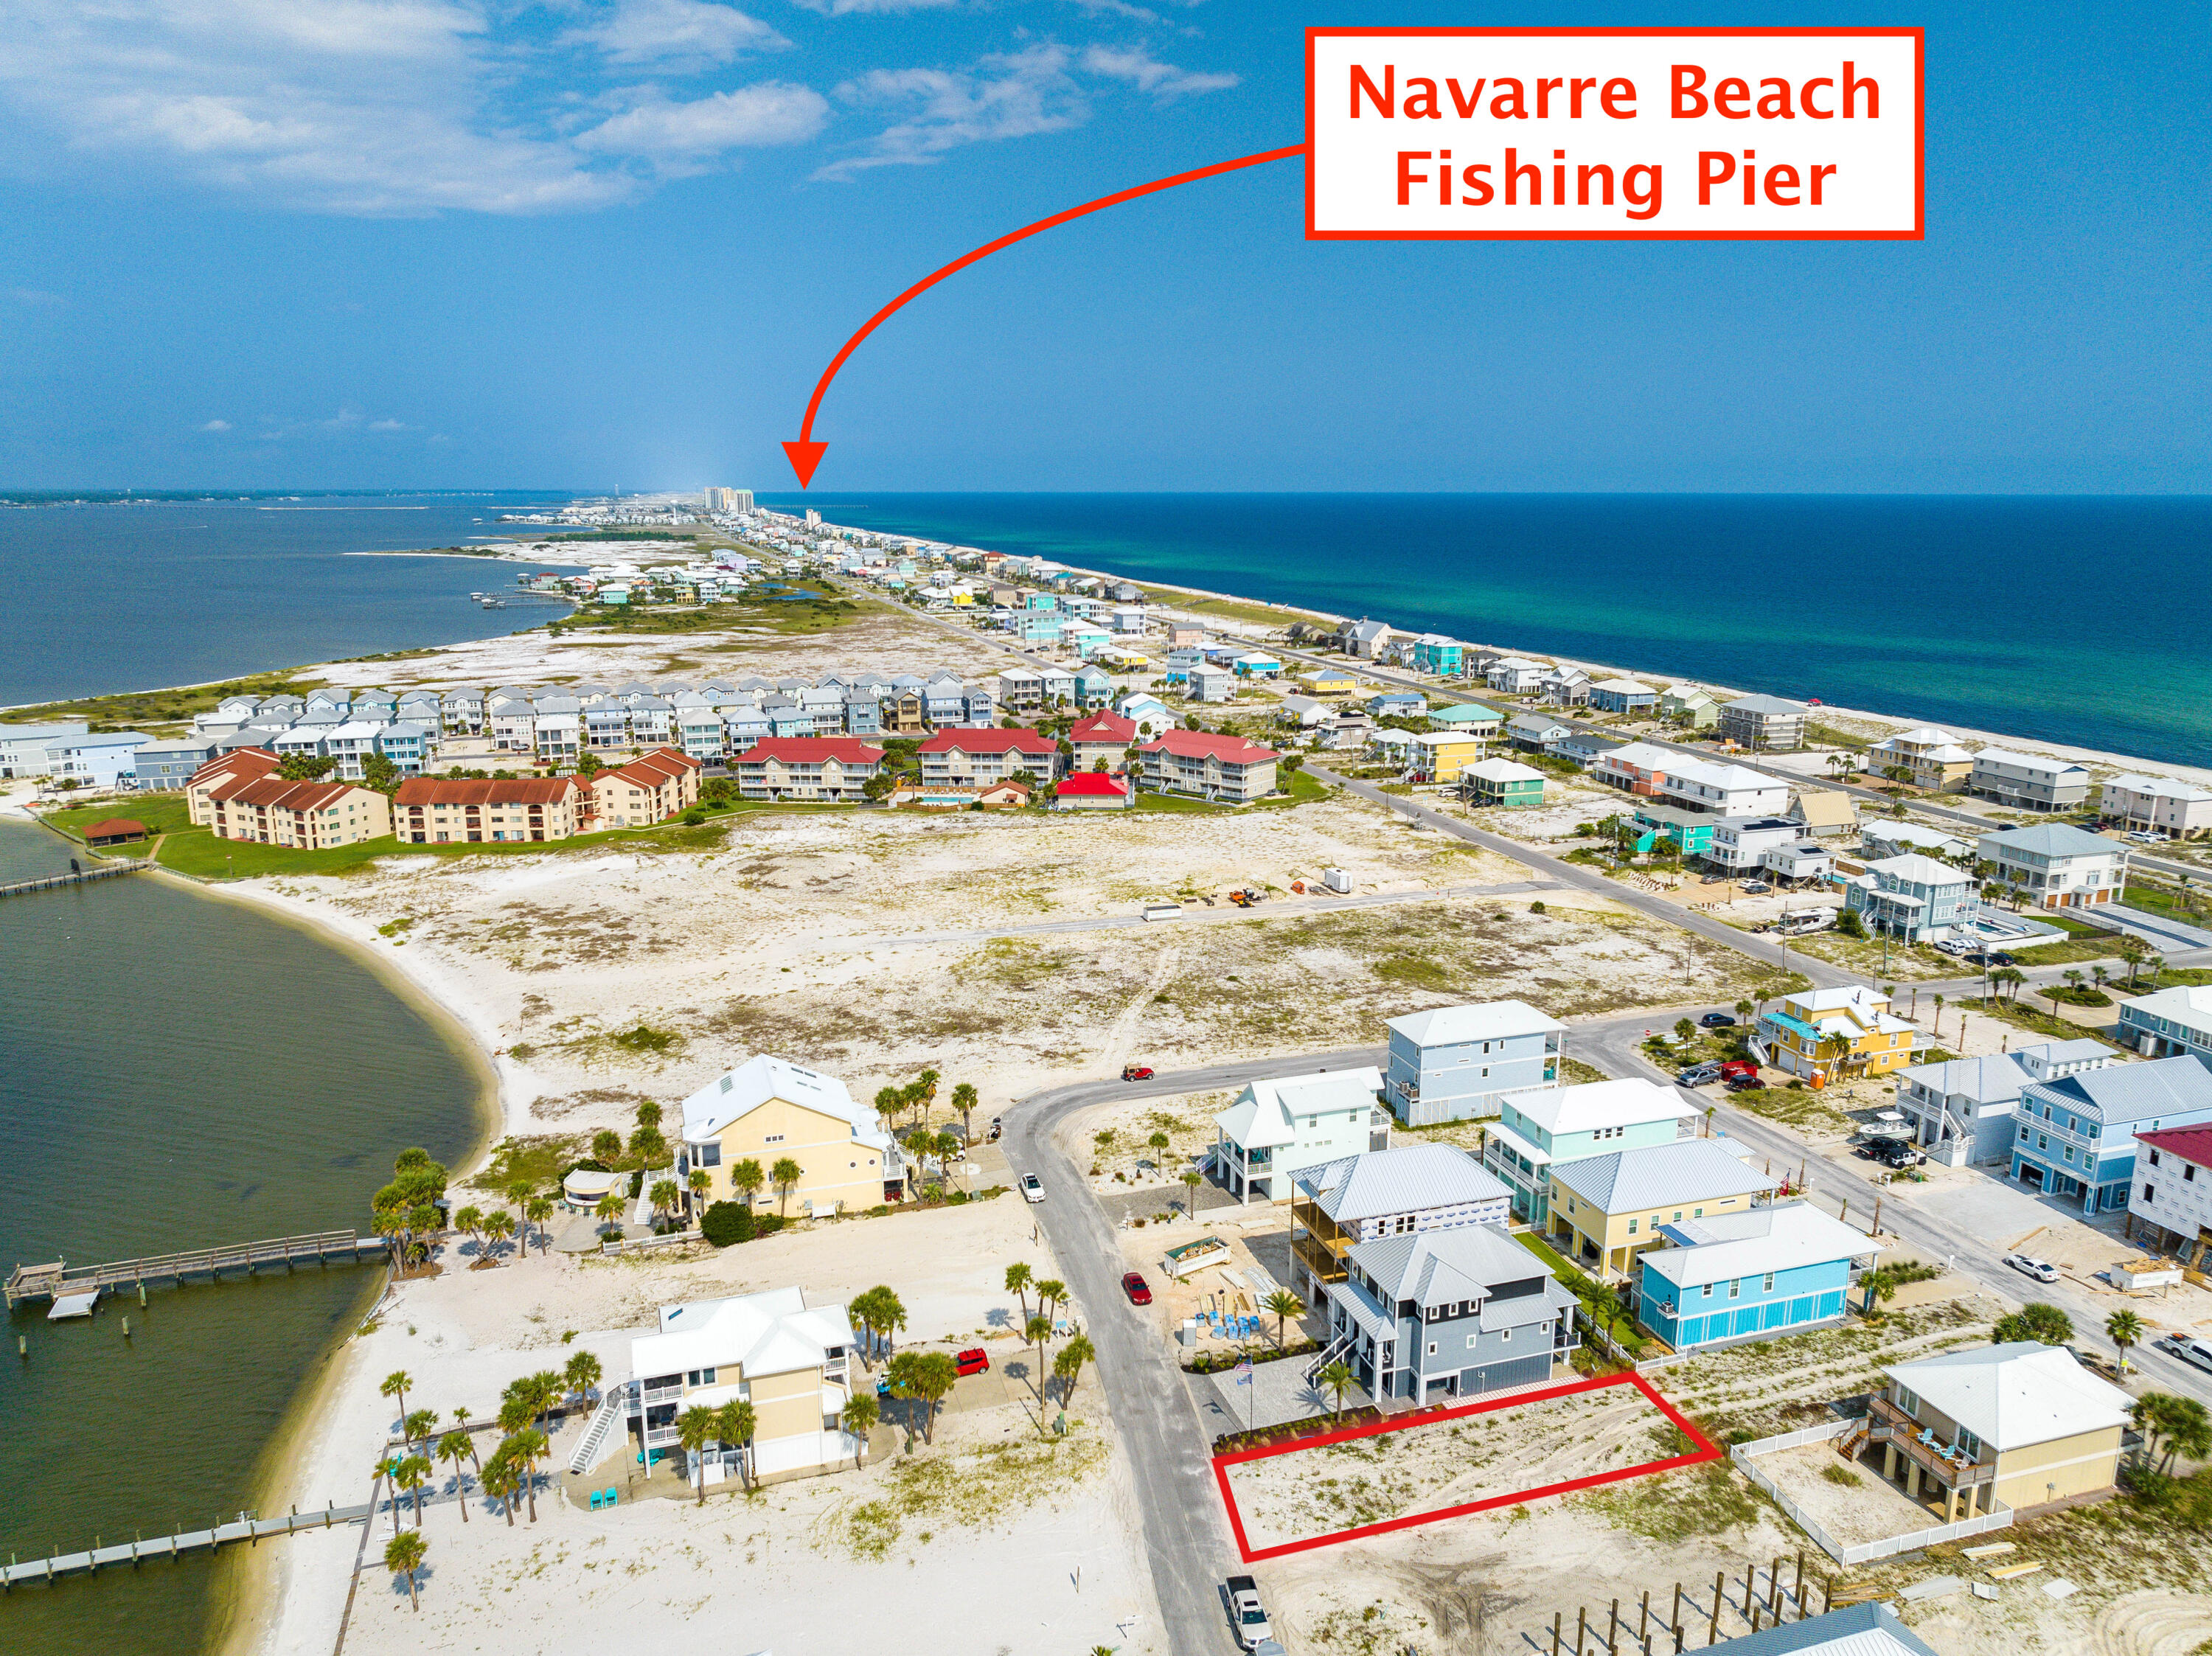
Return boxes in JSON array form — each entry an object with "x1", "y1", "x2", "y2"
[
  {"x1": 393, "y1": 776, "x2": 585, "y2": 807},
  {"x1": 1069, "y1": 712, "x2": 1136, "y2": 743},
  {"x1": 2136, "y1": 1127, "x2": 2212, "y2": 1169},
  {"x1": 84, "y1": 818, "x2": 145, "y2": 838},
  {"x1": 220, "y1": 776, "x2": 360, "y2": 812},
  {"x1": 734, "y1": 738, "x2": 886, "y2": 765},
  {"x1": 1055, "y1": 772, "x2": 1129, "y2": 797},
  {"x1": 192, "y1": 748, "x2": 279, "y2": 786},
  {"x1": 1138, "y1": 729, "x2": 1280, "y2": 763},
  {"x1": 917, "y1": 727, "x2": 1057, "y2": 756},
  {"x1": 598, "y1": 748, "x2": 703, "y2": 788}
]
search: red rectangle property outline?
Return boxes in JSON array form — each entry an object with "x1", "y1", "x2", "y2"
[
  {"x1": 1211, "y1": 1371, "x2": 1721, "y2": 1563},
  {"x1": 1304, "y1": 26, "x2": 1926, "y2": 242}
]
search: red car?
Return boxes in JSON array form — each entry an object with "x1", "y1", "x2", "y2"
[
  {"x1": 954, "y1": 1347, "x2": 991, "y2": 1377},
  {"x1": 1121, "y1": 1065, "x2": 1155, "y2": 1082},
  {"x1": 1121, "y1": 1271, "x2": 1152, "y2": 1305}
]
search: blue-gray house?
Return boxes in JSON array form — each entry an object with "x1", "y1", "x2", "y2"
[
  {"x1": 1635, "y1": 1201, "x2": 1880, "y2": 1351},
  {"x1": 133, "y1": 737, "x2": 218, "y2": 790},
  {"x1": 1383, "y1": 1000, "x2": 1565, "y2": 1125},
  {"x1": 2009, "y1": 1054, "x2": 2212, "y2": 1214},
  {"x1": 1322, "y1": 1224, "x2": 1576, "y2": 1401}
]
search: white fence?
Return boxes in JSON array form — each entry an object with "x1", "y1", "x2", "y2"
[{"x1": 1731, "y1": 1419, "x2": 2013, "y2": 1565}]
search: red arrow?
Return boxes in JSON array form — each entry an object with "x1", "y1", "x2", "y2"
[{"x1": 783, "y1": 142, "x2": 1306, "y2": 488}]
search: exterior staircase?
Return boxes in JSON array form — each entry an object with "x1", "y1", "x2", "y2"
[
  {"x1": 568, "y1": 1382, "x2": 631, "y2": 1475},
  {"x1": 1303, "y1": 1330, "x2": 1355, "y2": 1388}
]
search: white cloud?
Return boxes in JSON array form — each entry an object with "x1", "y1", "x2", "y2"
[
  {"x1": 367, "y1": 417, "x2": 411, "y2": 431},
  {"x1": 199, "y1": 418, "x2": 232, "y2": 431},
  {"x1": 562, "y1": 0, "x2": 786, "y2": 69},
  {"x1": 579, "y1": 83, "x2": 828, "y2": 164},
  {"x1": 793, "y1": 0, "x2": 960, "y2": 14},
  {"x1": 823, "y1": 44, "x2": 1084, "y2": 175},
  {"x1": 7, "y1": 286, "x2": 64, "y2": 306},
  {"x1": 1079, "y1": 44, "x2": 1237, "y2": 100}
]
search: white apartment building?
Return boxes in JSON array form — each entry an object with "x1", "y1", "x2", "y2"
[
  {"x1": 1978, "y1": 823, "x2": 2128, "y2": 911},
  {"x1": 1658, "y1": 759, "x2": 1791, "y2": 817},
  {"x1": 2101, "y1": 773, "x2": 2212, "y2": 839}
]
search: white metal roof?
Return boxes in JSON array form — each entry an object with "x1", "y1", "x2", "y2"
[
  {"x1": 678, "y1": 1054, "x2": 890, "y2": 1151},
  {"x1": 1882, "y1": 1342, "x2": 2132, "y2": 1450},
  {"x1": 1550, "y1": 1138, "x2": 1778, "y2": 1213},
  {"x1": 1387, "y1": 1000, "x2": 1564, "y2": 1047},
  {"x1": 1293, "y1": 1142, "x2": 1508, "y2": 1222},
  {"x1": 1214, "y1": 1067, "x2": 1383, "y2": 1150},
  {"x1": 1640, "y1": 1200, "x2": 1882, "y2": 1290},
  {"x1": 1501, "y1": 1077, "x2": 1693, "y2": 1138},
  {"x1": 630, "y1": 1285, "x2": 855, "y2": 1382}
]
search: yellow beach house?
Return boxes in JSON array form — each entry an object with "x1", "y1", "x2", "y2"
[
  {"x1": 1409, "y1": 730, "x2": 1489, "y2": 784},
  {"x1": 1865, "y1": 1342, "x2": 2132, "y2": 1521},
  {"x1": 676, "y1": 1055, "x2": 904, "y2": 1217},
  {"x1": 1757, "y1": 986, "x2": 1918, "y2": 1085},
  {"x1": 1301, "y1": 667, "x2": 1361, "y2": 697},
  {"x1": 1547, "y1": 1138, "x2": 1778, "y2": 1281},
  {"x1": 626, "y1": 1285, "x2": 863, "y2": 1486}
]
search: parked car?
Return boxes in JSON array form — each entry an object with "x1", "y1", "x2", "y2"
[
  {"x1": 1021, "y1": 1172, "x2": 1045, "y2": 1203},
  {"x1": 1725, "y1": 1074, "x2": 1764, "y2": 1092},
  {"x1": 1121, "y1": 1271, "x2": 1152, "y2": 1305},
  {"x1": 1121, "y1": 1064, "x2": 1155, "y2": 1081},
  {"x1": 1226, "y1": 1576, "x2": 1274, "y2": 1652},
  {"x1": 954, "y1": 1347, "x2": 991, "y2": 1377},
  {"x1": 1741, "y1": 880, "x2": 1773, "y2": 894},
  {"x1": 1874, "y1": 1143, "x2": 1925, "y2": 1170},
  {"x1": 2004, "y1": 1253, "x2": 2059, "y2": 1284},
  {"x1": 1676, "y1": 1064, "x2": 1722, "y2": 1087},
  {"x1": 1700, "y1": 1012, "x2": 1738, "y2": 1029}
]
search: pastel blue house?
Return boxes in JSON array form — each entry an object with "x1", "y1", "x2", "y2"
[
  {"x1": 2008, "y1": 1054, "x2": 2212, "y2": 1214},
  {"x1": 1411, "y1": 635, "x2": 1464, "y2": 676},
  {"x1": 1481, "y1": 1078, "x2": 1693, "y2": 1226},
  {"x1": 133, "y1": 737, "x2": 218, "y2": 790},
  {"x1": 1018, "y1": 614, "x2": 1063, "y2": 645},
  {"x1": 1843, "y1": 854, "x2": 1975, "y2": 943},
  {"x1": 1635, "y1": 1202, "x2": 1879, "y2": 1350},
  {"x1": 1384, "y1": 1000, "x2": 1565, "y2": 1126},
  {"x1": 1368, "y1": 692, "x2": 1427, "y2": 718}
]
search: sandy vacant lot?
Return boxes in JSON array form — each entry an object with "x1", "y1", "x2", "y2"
[{"x1": 1224, "y1": 1383, "x2": 1681, "y2": 1554}]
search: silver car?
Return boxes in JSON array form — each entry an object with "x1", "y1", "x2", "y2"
[{"x1": 2003, "y1": 1253, "x2": 2059, "y2": 1284}]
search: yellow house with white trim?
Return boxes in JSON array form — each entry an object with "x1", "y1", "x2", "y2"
[
  {"x1": 1758, "y1": 985, "x2": 1917, "y2": 1083},
  {"x1": 676, "y1": 1055, "x2": 904, "y2": 1216}
]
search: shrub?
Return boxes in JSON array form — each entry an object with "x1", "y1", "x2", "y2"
[
  {"x1": 681, "y1": 809, "x2": 706, "y2": 827},
  {"x1": 1530, "y1": 900, "x2": 1547, "y2": 914},
  {"x1": 1822, "y1": 1463, "x2": 1863, "y2": 1487},
  {"x1": 701, "y1": 1201, "x2": 751, "y2": 1247},
  {"x1": 1834, "y1": 908, "x2": 1867, "y2": 939}
]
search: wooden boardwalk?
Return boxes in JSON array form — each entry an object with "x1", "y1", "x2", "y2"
[
  {"x1": 0, "y1": 861, "x2": 148, "y2": 900},
  {"x1": 0, "y1": 1502, "x2": 375, "y2": 1588},
  {"x1": 4, "y1": 1231, "x2": 384, "y2": 1309}
]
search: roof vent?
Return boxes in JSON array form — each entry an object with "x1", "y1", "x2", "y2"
[{"x1": 720, "y1": 1075, "x2": 733, "y2": 1093}]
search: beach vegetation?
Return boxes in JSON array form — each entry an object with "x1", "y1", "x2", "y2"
[
  {"x1": 383, "y1": 1530, "x2": 428, "y2": 1610},
  {"x1": 1, "y1": 671, "x2": 326, "y2": 733}
]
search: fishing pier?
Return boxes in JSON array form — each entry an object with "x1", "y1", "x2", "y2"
[
  {"x1": 0, "y1": 861, "x2": 149, "y2": 901},
  {"x1": 4, "y1": 1230, "x2": 386, "y2": 1312}
]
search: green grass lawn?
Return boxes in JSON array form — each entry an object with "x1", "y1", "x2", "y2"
[
  {"x1": 2011, "y1": 936, "x2": 2132, "y2": 967},
  {"x1": 41, "y1": 795, "x2": 196, "y2": 851},
  {"x1": 4, "y1": 672, "x2": 326, "y2": 733},
  {"x1": 1959, "y1": 995, "x2": 2124, "y2": 1049}
]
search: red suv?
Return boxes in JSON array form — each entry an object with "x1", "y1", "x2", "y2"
[
  {"x1": 955, "y1": 1347, "x2": 991, "y2": 1377},
  {"x1": 1122, "y1": 1272, "x2": 1152, "y2": 1305},
  {"x1": 1121, "y1": 1065, "x2": 1155, "y2": 1081}
]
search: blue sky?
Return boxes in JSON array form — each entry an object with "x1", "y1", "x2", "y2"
[{"x1": 1, "y1": 0, "x2": 2205, "y2": 493}]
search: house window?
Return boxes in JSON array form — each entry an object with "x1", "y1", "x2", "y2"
[
  {"x1": 1762, "y1": 1273, "x2": 1775, "y2": 1293},
  {"x1": 1694, "y1": 1208, "x2": 1705, "y2": 1219},
  {"x1": 2150, "y1": 1149, "x2": 2162, "y2": 1167},
  {"x1": 1672, "y1": 1211, "x2": 1683, "y2": 1222},
  {"x1": 2188, "y1": 1165, "x2": 2199, "y2": 1183},
  {"x1": 1427, "y1": 1342, "x2": 1438, "y2": 1356},
  {"x1": 1728, "y1": 1279, "x2": 1741, "y2": 1299},
  {"x1": 1627, "y1": 1219, "x2": 1638, "y2": 1235},
  {"x1": 765, "y1": 1134, "x2": 785, "y2": 1144},
  {"x1": 1700, "y1": 1284, "x2": 1713, "y2": 1299},
  {"x1": 1500, "y1": 1327, "x2": 1511, "y2": 1343},
  {"x1": 1957, "y1": 1427, "x2": 1984, "y2": 1461},
  {"x1": 1467, "y1": 1334, "x2": 1478, "y2": 1349},
  {"x1": 1895, "y1": 1385, "x2": 1920, "y2": 1419},
  {"x1": 2146, "y1": 1184, "x2": 2156, "y2": 1203}
]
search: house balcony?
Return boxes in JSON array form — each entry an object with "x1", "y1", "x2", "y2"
[
  {"x1": 1866, "y1": 1394, "x2": 1994, "y2": 1489},
  {"x1": 1290, "y1": 1231, "x2": 1350, "y2": 1287}
]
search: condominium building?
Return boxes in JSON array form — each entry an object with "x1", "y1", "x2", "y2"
[
  {"x1": 1135, "y1": 728, "x2": 1279, "y2": 802},
  {"x1": 204, "y1": 771, "x2": 392, "y2": 848},
  {"x1": 732, "y1": 737, "x2": 886, "y2": 801},
  {"x1": 587, "y1": 748, "x2": 701, "y2": 827},
  {"x1": 392, "y1": 776, "x2": 588, "y2": 843},
  {"x1": 2099, "y1": 773, "x2": 2212, "y2": 839}
]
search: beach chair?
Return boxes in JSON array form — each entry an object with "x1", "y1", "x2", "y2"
[
  {"x1": 603, "y1": 1487, "x2": 618, "y2": 1508},
  {"x1": 589, "y1": 1490, "x2": 605, "y2": 1511}
]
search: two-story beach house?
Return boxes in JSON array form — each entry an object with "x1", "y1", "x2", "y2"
[
  {"x1": 1866, "y1": 727, "x2": 1978, "y2": 793},
  {"x1": 1211, "y1": 1067, "x2": 1389, "y2": 1203},
  {"x1": 1321, "y1": 1225, "x2": 1577, "y2": 1402},
  {"x1": 2118, "y1": 984, "x2": 2212, "y2": 1062},
  {"x1": 732, "y1": 737, "x2": 886, "y2": 801},
  {"x1": 1482, "y1": 1077, "x2": 1694, "y2": 1226},
  {"x1": 677, "y1": 1055, "x2": 904, "y2": 1217},
  {"x1": 1756, "y1": 986, "x2": 1917, "y2": 1085},
  {"x1": 1634, "y1": 1202, "x2": 1882, "y2": 1351},
  {"x1": 1865, "y1": 1343, "x2": 2130, "y2": 1520},
  {"x1": 2100, "y1": 774, "x2": 2212, "y2": 840},
  {"x1": 1893, "y1": 1041, "x2": 2112, "y2": 1167},
  {"x1": 626, "y1": 1286, "x2": 862, "y2": 1486},
  {"x1": 1548, "y1": 1139, "x2": 1779, "y2": 1280},
  {"x1": 1288, "y1": 1143, "x2": 1511, "y2": 1302},
  {"x1": 1383, "y1": 1001, "x2": 1565, "y2": 1126},
  {"x1": 1842, "y1": 853, "x2": 1977, "y2": 942},
  {"x1": 1969, "y1": 750, "x2": 2091, "y2": 813},
  {"x1": 1977, "y1": 823, "x2": 2126, "y2": 911},
  {"x1": 2008, "y1": 1054, "x2": 2212, "y2": 1214}
]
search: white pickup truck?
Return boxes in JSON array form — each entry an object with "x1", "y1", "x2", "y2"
[{"x1": 1226, "y1": 1575, "x2": 1274, "y2": 1651}]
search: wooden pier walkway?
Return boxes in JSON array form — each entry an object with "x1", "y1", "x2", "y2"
[
  {"x1": 0, "y1": 1502, "x2": 375, "y2": 1588},
  {"x1": 0, "y1": 861, "x2": 149, "y2": 900},
  {"x1": 4, "y1": 1231, "x2": 384, "y2": 1309}
]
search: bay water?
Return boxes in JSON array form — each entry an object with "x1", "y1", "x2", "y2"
[{"x1": 0, "y1": 822, "x2": 487, "y2": 1655}]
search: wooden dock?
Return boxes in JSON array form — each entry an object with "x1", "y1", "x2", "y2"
[
  {"x1": 0, "y1": 1502, "x2": 375, "y2": 1588},
  {"x1": 4, "y1": 1231, "x2": 384, "y2": 1309},
  {"x1": 0, "y1": 861, "x2": 149, "y2": 901}
]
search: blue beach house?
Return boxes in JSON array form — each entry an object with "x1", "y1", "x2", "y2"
[
  {"x1": 2008, "y1": 1054, "x2": 2212, "y2": 1214},
  {"x1": 1635, "y1": 1202, "x2": 1881, "y2": 1351},
  {"x1": 1412, "y1": 635, "x2": 1464, "y2": 676},
  {"x1": 1384, "y1": 1000, "x2": 1565, "y2": 1126},
  {"x1": 1482, "y1": 1078, "x2": 1693, "y2": 1226}
]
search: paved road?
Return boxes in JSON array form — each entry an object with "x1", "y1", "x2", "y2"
[
  {"x1": 999, "y1": 1050, "x2": 1380, "y2": 1656},
  {"x1": 858, "y1": 877, "x2": 1560, "y2": 949}
]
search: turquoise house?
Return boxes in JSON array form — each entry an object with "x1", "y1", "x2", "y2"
[
  {"x1": 1482, "y1": 1077, "x2": 1691, "y2": 1225},
  {"x1": 1635, "y1": 1203, "x2": 1878, "y2": 1350},
  {"x1": 1413, "y1": 634, "x2": 1464, "y2": 675},
  {"x1": 1632, "y1": 802, "x2": 1716, "y2": 857}
]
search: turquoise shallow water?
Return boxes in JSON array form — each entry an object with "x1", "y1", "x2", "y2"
[
  {"x1": 764, "y1": 493, "x2": 2212, "y2": 770},
  {"x1": 0, "y1": 824, "x2": 486, "y2": 1654}
]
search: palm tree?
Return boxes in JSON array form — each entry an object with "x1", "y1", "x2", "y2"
[
  {"x1": 1931, "y1": 992, "x2": 1946, "y2": 1041},
  {"x1": 677, "y1": 1406, "x2": 720, "y2": 1505},
  {"x1": 908, "y1": 1351, "x2": 959, "y2": 1444},
  {"x1": 402, "y1": 1408, "x2": 437, "y2": 1447},
  {"x1": 594, "y1": 1189, "x2": 625, "y2": 1234},
  {"x1": 1816, "y1": 1031, "x2": 1854, "y2": 1085},
  {"x1": 2162, "y1": 1397, "x2": 2212, "y2": 1475},
  {"x1": 840, "y1": 1394, "x2": 877, "y2": 1469},
  {"x1": 437, "y1": 1431, "x2": 475, "y2": 1522},
  {"x1": 870, "y1": 1286, "x2": 907, "y2": 1358},
  {"x1": 1054, "y1": 1332, "x2": 1096, "y2": 1405},
  {"x1": 1317, "y1": 1359, "x2": 1357, "y2": 1423},
  {"x1": 481, "y1": 1209, "x2": 516, "y2": 1255},
  {"x1": 481, "y1": 1455, "x2": 518, "y2": 1526},
  {"x1": 873, "y1": 1085, "x2": 900, "y2": 1124},
  {"x1": 563, "y1": 1349, "x2": 603, "y2": 1407},
  {"x1": 525, "y1": 1194, "x2": 554, "y2": 1254},
  {"x1": 453, "y1": 1204, "x2": 483, "y2": 1253},
  {"x1": 2147, "y1": 953, "x2": 2168, "y2": 990},
  {"x1": 1182, "y1": 1169, "x2": 1202, "y2": 1209},
  {"x1": 1026, "y1": 1313, "x2": 1054, "y2": 1402},
  {"x1": 717, "y1": 1401, "x2": 757, "y2": 1488},
  {"x1": 648, "y1": 1178, "x2": 680, "y2": 1230},
  {"x1": 1264, "y1": 1288, "x2": 1305, "y2": 1349},
  {"x1": 952, "y1": 1082, "x2": 978, "y2": 1141},
  {"x1": 848, "y1": 1287, "x2": 883, "y2": 1370},
  {"x1": 394, "y1": 1454, "x2": 433, "y2": 1528},
  {"x1": 383, "y1": 1531, "x2": 427, "y2": 1612},
  {"x1": 731, "y1": 1157, "x2": 765, "y2": 1211},
  {"x1": 2107, "y1": 1308, "x2": 2145, "y2": 1374},
  {"x1": 1037, "y1": 1278, "x2": 1068, "y2": 1327},
  {"x1": 686, "y1": 1168, "x2": 711, "y2": 1217},
  {"x1": 771, "y1": 1156, "x2": 803, "y2": 1218},
  {"x1": 381, "y1": 1371, "x2": 414, "y2": 1436},
  {"x1": 2091, "y1": 964, "x2": 2110, "y2": 994},
  {"x1": 1004, "y1": 1262, "x2": 1034, "y2": 1323},
  {"x1": 504, "y1": 1428, "x2": 548, "y2": 1523},
  {"x1": 504, "y1": 1179, "x2": 535, "y2": 1236}
]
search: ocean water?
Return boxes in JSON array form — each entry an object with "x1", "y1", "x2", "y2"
[
  {"x1": 0, "y1": 822, "x2": 486, "y2": 1655},
  {"x1": 766, "y1": 493, "x2": 2212, "y2": 772},
  {"x1": 0, "y1": 493, "x2": 581, "y2": 708}
]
